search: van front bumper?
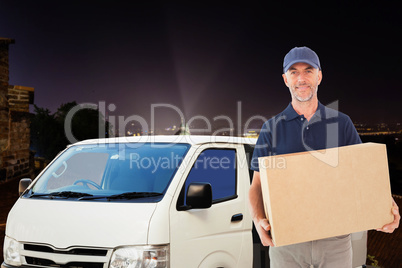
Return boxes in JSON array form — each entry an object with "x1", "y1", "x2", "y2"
[
  {"x1": 2, "y1": 262, "x2": 14, "y2": 268},
  {"x1": 1, "y1": 262, "x2": 32, "y2": 268}
]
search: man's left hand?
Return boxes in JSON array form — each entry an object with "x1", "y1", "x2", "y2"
[{"x1": 377, "y1": 197, "x2": 400, "y2": 233}]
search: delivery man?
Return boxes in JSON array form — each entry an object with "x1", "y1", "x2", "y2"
[{"x1": 248, "y1": 46, "x2": 400, "y2": 267}]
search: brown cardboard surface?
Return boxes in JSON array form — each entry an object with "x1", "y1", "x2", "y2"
[{"x1": 258, "y1": 143, "x2": 394, "y2": 247}]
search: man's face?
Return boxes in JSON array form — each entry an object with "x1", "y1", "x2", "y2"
[{"x1": 282, "y1": 62, "x2": 322, "y2": 102}]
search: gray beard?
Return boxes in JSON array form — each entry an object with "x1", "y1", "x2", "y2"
[{"x1": 290, "y1": 86, "x2": 318, "y2": 102}]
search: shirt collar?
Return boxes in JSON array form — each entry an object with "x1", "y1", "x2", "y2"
[
  {"x1": 282, "y1": 101, "x2": 325, "y2": 121},
  {"x1": 282, "y1": 102, "x2": 300, "y2": 121}
]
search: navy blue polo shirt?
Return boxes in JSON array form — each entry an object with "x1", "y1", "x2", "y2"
[{"x1": 251, "y1": 102, "x2": 361, "y2": 171}]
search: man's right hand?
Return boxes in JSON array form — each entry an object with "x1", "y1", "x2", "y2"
[{"x1": 255, "y1": 218, "x2": 274, "y2": 247}]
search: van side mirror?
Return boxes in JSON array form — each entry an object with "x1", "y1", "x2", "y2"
[
  {"x1": 19, "y1": 178, "x2": 32, "y2": 196},
  {"x1": 186, "y1": 182, "x2": 212, "y2": 209}
]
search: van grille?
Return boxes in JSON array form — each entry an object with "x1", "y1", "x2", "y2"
[
  {"x1": 24, "y1": 244, "x2": 108, "y2": 256},
  {"x1": 22, "y1": 243, "x2": 111, "y2": 268},
  {"x1": 25, "y1": 257, "x2": 104, "y2": 268}
]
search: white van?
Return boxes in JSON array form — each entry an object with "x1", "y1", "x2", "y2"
[{"x1": 2, "y1": 135, "x2": 367, "y2": 268}]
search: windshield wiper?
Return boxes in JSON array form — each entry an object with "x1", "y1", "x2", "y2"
[
  {"x1": 29, "y1": 191, "x2": 93, "y2": 199},
  {"x1": 108, "y1": 192, "x2": 163, "y2": 200},
  {"x1": 79, "y1": 192, "x2": 163, "y2": 201}
]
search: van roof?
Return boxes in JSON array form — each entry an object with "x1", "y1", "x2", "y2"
[{"x1": 71, "y1": 135, "x2": 257, "y2": 147}]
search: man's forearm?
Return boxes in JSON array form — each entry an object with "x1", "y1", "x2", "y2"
[
  {"x1": 249, "y1": 171, "x2": 266, "y2": 221},
  {"x1": 249, "y1": 171, "x2": 274, "y2": 246}
]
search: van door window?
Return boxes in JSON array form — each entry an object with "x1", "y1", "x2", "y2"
[{"x1": 182, "y1": 149, "x2": 237, "y2": 205}]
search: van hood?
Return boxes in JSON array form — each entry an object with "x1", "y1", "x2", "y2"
[{"x1": 6, "y1": 198, "x2": 158, "y2": 249}]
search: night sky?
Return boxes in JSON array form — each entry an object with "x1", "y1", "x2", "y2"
[{"x1": 0, "y1": 2, "x2": 401, "y2": 133}]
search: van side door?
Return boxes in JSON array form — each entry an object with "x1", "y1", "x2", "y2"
[{"x1": 169, "y1": 144, "x2": 252, "y2": 268}]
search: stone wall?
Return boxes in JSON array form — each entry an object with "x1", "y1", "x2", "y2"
[
  {"x1": 0, "y1": 38, "x2": 14, "y2": 177},
  {"x1": 0, "y1": 38, "x2": 34, "y2": 182},
  {"x1": 1, "y1": 86, "x2": 34, "y2": 180}
]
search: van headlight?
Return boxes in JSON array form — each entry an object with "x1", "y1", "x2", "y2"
[
  {"x1": 110, "y1": 245, "x2": 169, "y2": 268},
  {"x1": 3, "y1": 236, "x2": 22, "y2": 266}
]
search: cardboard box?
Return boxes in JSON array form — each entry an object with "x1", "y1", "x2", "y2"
[{"x1": 258, "y1": 143, "x2": 394, "y2": 247}]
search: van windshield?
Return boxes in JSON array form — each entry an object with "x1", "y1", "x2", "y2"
[{"x1": 29, "y1": 143, "x2": 190, "y2": 202}]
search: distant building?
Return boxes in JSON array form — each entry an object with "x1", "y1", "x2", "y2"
[
  {"x1": 0, "y1": 38, "x2": 35, "y2": 182},
  {"x1": 243, "y1": 130, "x2": 259, "y2": 138}
]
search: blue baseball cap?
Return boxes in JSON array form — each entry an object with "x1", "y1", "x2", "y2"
[{"x1": 283, "y1": 46, "x2": 321, "y2": 73}]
